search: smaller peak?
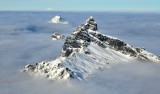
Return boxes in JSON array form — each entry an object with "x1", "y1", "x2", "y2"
[
  {"x1": 51, "y1": 32, "x2": 66, "y2": 40},
  {"x1": 86, "y1": 16, "x2": 95, "y2": 22},
  {"x1": 84, "y1": 16, "x2": 97, "y2": 31},
  {"x1": 49, "y1": 15, "x2": 68, "y2": 24}
]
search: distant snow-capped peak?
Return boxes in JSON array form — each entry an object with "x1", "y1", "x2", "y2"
[
  {"x1": 49, "y1": 15, "x2": 68, "y2": 24},
  {"x1": 23, "y1": 16, "x2": 160, "y2": 81}
]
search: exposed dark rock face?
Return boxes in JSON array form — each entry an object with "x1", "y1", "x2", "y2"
[
  {"x1": 24, "y1": 64, "x2": 36, "y2": 71},
  {"x1": 83, "y1": 16, "x2": 98, "y2": 31},
  {"x1": 61, "y1": 17, "x2": 95, "y2": 57},
  {"x1": 51, "y1": 32, "x2": 65, "y2": 40}
]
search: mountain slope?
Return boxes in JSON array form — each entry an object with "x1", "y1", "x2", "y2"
[{"x1": 23, "y1": 16, "x2": 160, "y2": 80}]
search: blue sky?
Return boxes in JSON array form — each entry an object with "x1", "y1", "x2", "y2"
[{"x1": 0, "y1": 0, "x2": 160, "y2": 11}]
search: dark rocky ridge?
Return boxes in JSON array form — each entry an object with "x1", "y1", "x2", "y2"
[{"x1": 58, "y1": 16, "x2": 160, "y2": 61}]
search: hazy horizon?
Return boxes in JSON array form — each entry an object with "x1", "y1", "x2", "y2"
[{"x1": 0, "y1": 0, "x2": 160, "y2": 11}]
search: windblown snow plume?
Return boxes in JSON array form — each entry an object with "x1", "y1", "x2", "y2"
[
  {"x1": 49, "y1": 15, "x2": 68, "y2": 24},
  {"x1": 23, "y1": 16, "x2": 160, "y2": 81}
]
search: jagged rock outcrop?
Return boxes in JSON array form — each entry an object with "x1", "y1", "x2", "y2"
[
  {"x1": 51, "y1": 32, "x2": 66, "y2": 40},
  {"x1": 23, "y1": 16, "x2": 160, "y2": 81}
]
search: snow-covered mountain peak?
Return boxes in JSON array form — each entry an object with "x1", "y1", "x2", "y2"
[
  {"x1": 60, "y1": 16, "x2": 99, "y2": 58},
  {"x1": 23, "y1": 16, "x2": 160, "y2": 81},
  {"x1": 50, "y1": 15, "x2": 61, "y2": 23},
  {"x1": 49, "y1": 15, "x2": 68, "y2": 24},
  {"x1": 85, "y1": 16, "x2": 97, "y2": 31}
]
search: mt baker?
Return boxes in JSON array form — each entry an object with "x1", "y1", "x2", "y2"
[{"x1": 23, "y1": 16, "x2": 160, "y2": 81}]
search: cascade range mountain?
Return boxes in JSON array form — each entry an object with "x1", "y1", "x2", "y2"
[{"x1": 23, "y1": 16, "x2": 160, "y2": 80}]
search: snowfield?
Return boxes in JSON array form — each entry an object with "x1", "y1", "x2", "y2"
[{"x1": 0, "y1": 11, "x2": 160, "y2": 94}]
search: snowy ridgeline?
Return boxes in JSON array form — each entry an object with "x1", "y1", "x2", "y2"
[
  {"x1": 48, "y1": 15, "x2": 68, "y2": 24},
  {"x1": 23, "y1": 16, "x2": 160, "y2": 81}
]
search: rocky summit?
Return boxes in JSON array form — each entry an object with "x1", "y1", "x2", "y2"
[{"x1": 23, "y1": 16, "x2": 160, "y2": 81}]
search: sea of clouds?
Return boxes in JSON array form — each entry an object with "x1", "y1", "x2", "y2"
[{"x1": 0, "y1": 11, "x2": 160, "y2": 94}]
